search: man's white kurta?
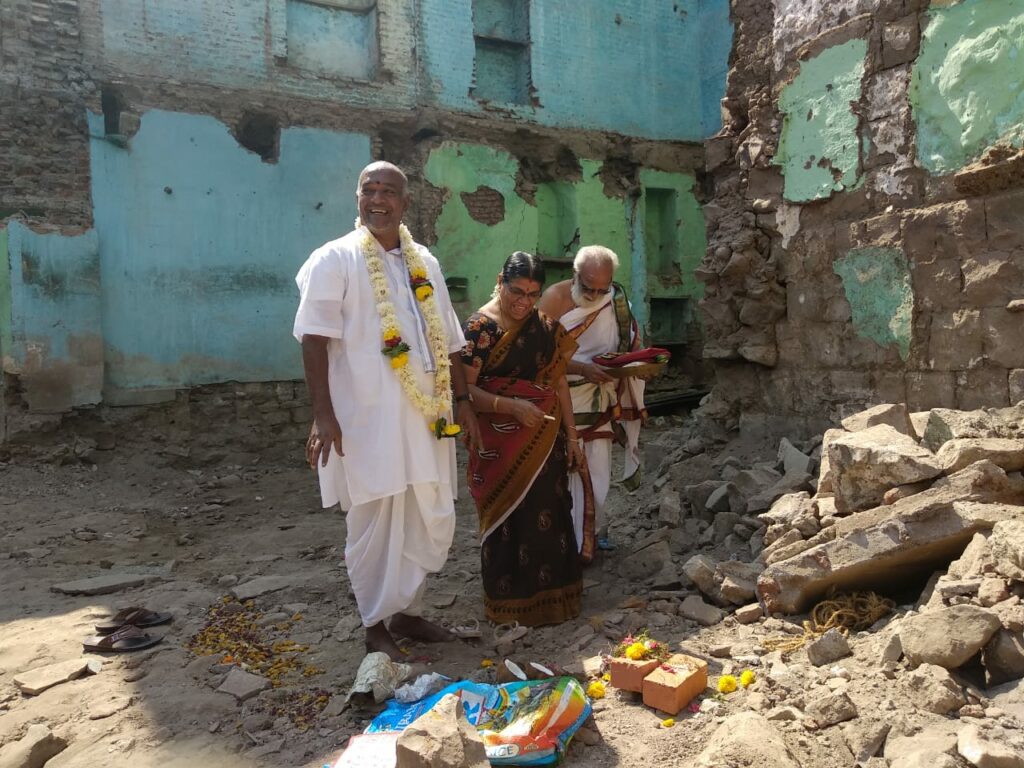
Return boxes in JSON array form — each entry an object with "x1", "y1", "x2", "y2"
[{"x1": 293, "y1": 227, "x2": 465, "y2": 624}]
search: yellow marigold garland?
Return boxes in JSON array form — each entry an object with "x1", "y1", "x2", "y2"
[{"x1": 356, "y1": 220, "x2": 457, "y2": 437}]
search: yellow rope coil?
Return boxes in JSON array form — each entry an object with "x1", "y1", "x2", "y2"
[{"x1": 761, "y1": 591, "x2": 895, "y2": 655}]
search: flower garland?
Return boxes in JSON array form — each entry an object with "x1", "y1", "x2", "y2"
[{"x1": 356, "y1": 219, "x2": 459, "y2": 438}]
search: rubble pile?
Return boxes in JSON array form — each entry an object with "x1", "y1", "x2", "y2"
[{"x1": 602, "y1": 401, "x2": 1024, "y2": 766}]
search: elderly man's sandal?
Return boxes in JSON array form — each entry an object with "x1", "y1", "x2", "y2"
[
  {"x1": 83, "y1": 624, "x2": 162, "y2": 653},
  {"x1": 94, "y1": 607, "x2": 172, "y2": 635}
]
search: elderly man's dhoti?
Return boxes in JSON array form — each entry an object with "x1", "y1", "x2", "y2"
[{"x1": 561, "y1": 290, "x2": 646, "y2": 550}]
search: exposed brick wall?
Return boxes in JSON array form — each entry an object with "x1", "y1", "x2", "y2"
[
  {"x1": 0, "y1": 0, "x2": 94, "y2": 227},
  {"x1": 699, "y1": 0, "x2": 1024, "y2": 438}
]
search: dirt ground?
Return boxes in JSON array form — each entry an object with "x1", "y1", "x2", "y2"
[{"x1": 0, "y1": 417, "x2": 966, "y2": 768}]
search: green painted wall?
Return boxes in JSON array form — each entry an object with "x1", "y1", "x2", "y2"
[
  {"x1": 636, "y1": 168, "x2": 706, "y2": 342},
  {"x1": 424, "y1": 143, "x2": 537, "y2": 315},
  {"x1": 911, "y1": 0, "x2": 1024, "y2": 175},
  {"x1": 775, "y1": 39, "x2": 867, "y2": 202},
  {"x1": 833, "y1": 247, "x2": 913, "y2": 361},
  {"x1": 0, "y1": 226, "x2": 10, "y2": 372},
  {"x1": 425, "y1": 142, "x2": 703, "y2": 341}
]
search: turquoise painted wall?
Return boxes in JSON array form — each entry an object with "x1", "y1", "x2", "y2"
[
  {"x1": 0, "y1": 227, "x2": 11, "y2": 373},
  {"x1": 88, "y1": 109, "x2": 371, "y2": 393},
  {"x1": 99, "y1": 0, "x2": 385, "y2": 89},
  {"x1": 833, "y1": 247, "x2": 913, "y2": 361},
  {"x1": 3, "y1": 221, "x2": 104, "y2": 409},
  {"x1": 419, "y1": 0, "x2": 732, "y2": 140},
  {"x1": 911, "y1": 0, "x2": 1024, "y2": 175},
  {"x1": 423, "y1": 141, "x2": 703, "y2": 338},
  {"x1": 775, "y1": 39, "x2": 867, "y2": 202}
]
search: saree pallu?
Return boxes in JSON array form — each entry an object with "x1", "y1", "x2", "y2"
[{"x1": 467, "y1": 312, "x2": 587, "y2": 626}]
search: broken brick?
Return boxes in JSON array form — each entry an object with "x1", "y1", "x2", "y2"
[{"x1": 641, "y1": 654, "x2": 709, "y2": 715}]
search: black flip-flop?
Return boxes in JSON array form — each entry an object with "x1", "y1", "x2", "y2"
[
  {"x1": 83, "y1": 624, "x2": 162, "y2": 653},
  {"x1": 95, "y1": 607, "x2": 173, "y2": 635}
]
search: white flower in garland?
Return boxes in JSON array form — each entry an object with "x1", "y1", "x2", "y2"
[{"x1": 356, "y1": 219, "x2": 457, "y2": 436}]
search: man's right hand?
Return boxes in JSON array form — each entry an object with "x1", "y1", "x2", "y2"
[
  {"x1": 581, "y1": 363, "x2": 615, "y2": 384},
  {"x1": 307, "y1": 414, "x2": 343, "y2": 469}
]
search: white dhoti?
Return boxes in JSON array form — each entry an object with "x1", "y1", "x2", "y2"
[
  {"x1": 346, "y1": 483, "x2": 455, "y2": 626},
  {"x1": 293, "y1": 227, "x2": 466, "y2": 626},
  {"x1": 561, "y1": 291, "x2": 646, "y2": 549}
]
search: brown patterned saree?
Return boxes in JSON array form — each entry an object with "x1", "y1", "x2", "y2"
[{"x1": 462, "y1": 309, "x2": 584, "y2": 626}]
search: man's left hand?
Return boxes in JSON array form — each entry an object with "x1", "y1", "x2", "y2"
[{"x1": 456, "y1": 401, "x2": 481, "y2": 454}]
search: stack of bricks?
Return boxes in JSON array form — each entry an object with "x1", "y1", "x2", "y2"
[{"x1": 608, "y1": 653, "x2": 709, "y2": 716}]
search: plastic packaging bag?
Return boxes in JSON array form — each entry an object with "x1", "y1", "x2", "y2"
[{"x1": 367, "y1": 676, "x2": 591, "y2": 765}]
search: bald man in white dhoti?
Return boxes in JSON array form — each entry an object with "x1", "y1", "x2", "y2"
[
  {"x1": 538, "y1": 246, "x2": 646, "y2": 552},
  {"x1": 295, "y1": 162, "x2": 480, "y2": 660}
]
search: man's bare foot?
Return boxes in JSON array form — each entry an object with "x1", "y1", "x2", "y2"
[
  {"x1": 365, "y1": 622, "x2": 405, "y2": 661},
  {"x1": 389, "y1": 613, "x2": 450, "y2": 644}
]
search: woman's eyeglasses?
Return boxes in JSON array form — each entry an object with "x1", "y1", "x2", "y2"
[{"x1": 504, "y1": 285, "x2": 542, "y2": 301}]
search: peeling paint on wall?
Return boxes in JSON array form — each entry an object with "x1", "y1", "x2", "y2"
[
  {"x1": 4, "y1": 221, "x2": 104, "y2": 410},
  {"x1": 776, "y1": 39, "x2": 867, "y2": 202},
  {"x1": 424, "y1": 144, "x2": 637, "y2": 315},
  {"x1": 911, "y1": 0, "x2": 1024, "y2": 175},
  {"x1": 833, "y1": 247, "x2": 913, "y2": 361},
  {"x1": 424, "y1": 143, "x2": 538, "y2": 314},
  {"x1": 88, "y1": 108, "x2": 371, "y2": 394},
  {"x1": 0, "y1": 227, "x2": 11, "y2": 372}
]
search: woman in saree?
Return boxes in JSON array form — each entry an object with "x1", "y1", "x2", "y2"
[{"x1": 461, "y1": 251, "x2": 594, "y2": 627}]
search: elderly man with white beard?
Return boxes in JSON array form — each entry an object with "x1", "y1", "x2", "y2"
[{"x1": 538, "y1": 245, "x2": 646, "y2": 552}]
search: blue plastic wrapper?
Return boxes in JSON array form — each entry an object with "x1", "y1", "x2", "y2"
[{"x1": 366, "y1": 677, "x2": 592, "y2": 765}]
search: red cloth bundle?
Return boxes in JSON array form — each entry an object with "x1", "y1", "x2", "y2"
[{"x1": 593, "y1": 347, "x2": 671, "y2": 368}]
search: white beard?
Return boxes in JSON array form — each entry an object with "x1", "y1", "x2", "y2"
[{"x1": 571, "y1": 280, "x2": 605, "y2": 309}]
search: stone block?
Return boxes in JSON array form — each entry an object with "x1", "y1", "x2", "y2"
[
  {"x1": 608, "y1": 656, "x2": 660, "y2": 693},
  {"x1": 828, "y1": 424, "x2": 943, "y2": 514},
  {"x1": 757, "y1": 461, "x2": 1024, "y2": 614},
  {"x1": 929, "y1": 310, "x2": 984, "y2": 371},
  {"x1": 983, "y1": 629, "x2": 1024, "y2": 687},
  {"x1": 957, "y1": 369, "x2": 1010, "y2": 410},
  {"x1": 964, "y1": 258, "x2": 1022, "y2": 309},
  {"x1": 734, "y1": 603, "x2": 763, "y2": 624},
  {"x1": 641, "y1": 653, "x2": 708, "y2": 715},
  {"x1": 907, "y1": 371, "x2": 957, "y2": 411},
  {"x1": 51, "y1": 573, "x2": 149, "y2": 596},
  {"x1": 986, "y1": 190, "x2": 1024, "y2": 251},
  {"x1": 805, "y1": 690, "x2": 857, "y2": 727},
  {"x1": 682, "y1": 554, "x2": 722, "y2": 604},
  {"x1": 988, "y1": 520, "x2": 1024, "y2": 581},
  {"x1": 14, "y1": 658, "x2": 102, "y2": 696},
  {"x1": 395, "y1": 693, "x2": 489, "y2": 768},
  {"x1": 901, "y1": 604, "x2": 1001, "y2": 669},
  {"x1": 680, "y1": 595, "x2": 724, "y2": 626},
  {"x1": 936, "y1": 438, "x2": 1024, "y2": 475},
  {"x1": 922, "y1": 408, "x2": 1000, "y2": 452},
  {"x1": 778, "y1": 437, "x2": 815, "y2": 476},
  {"x1": 805, "y1": 628, "x2": 852, "y2": 667},
  {"x1": 0, "y1": 723, "x2": 68, "y2": 768},
  {"x1": 841, "y1": 403, "x2": 913, "y2": 435},
  {"x1": 1010, "y1": 370, "x2": 1024, "y2": 405},
  {"x1": 216, "y1": 667, "x2": 271, "y2": 702},
  {"x1": 716, "y1": 560, "x2": 762, "y2": 605},
  {"x1": 881, "y1": 16, "x2": 920, "y2": 68},
  {"x1": 685, "y1": 481, "x2": 724, "y2": 519},
  {"x1": 985, "y1": 310, "x2": 1024, "y2": 370},
  {"x1": 816, "y1": 428, "x2": 846, "y2": 494},
  {"x1": 658, "y1": 490, "x2": 682, "y2": 528},
  {"x1": 957, "y1": 724, "x2": 1024, "y2": 768}
]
